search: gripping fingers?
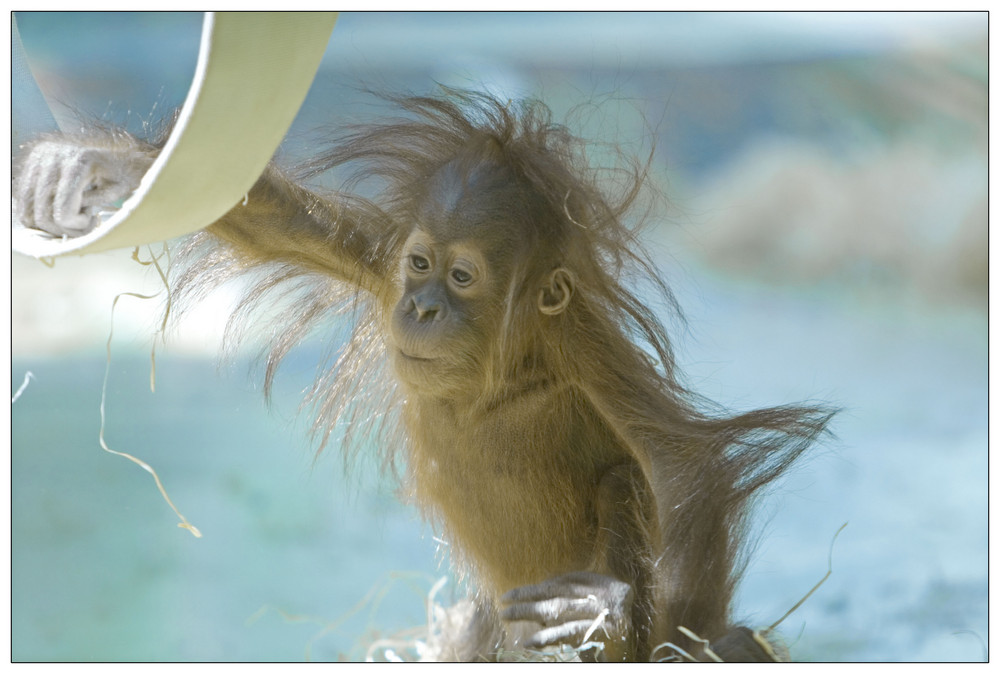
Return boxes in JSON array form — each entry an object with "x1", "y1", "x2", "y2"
[
  {"x1": 17, "y1": 142, "x2": 94, "y2": 235},
  {"x1": 501, "y1": 571, "x2": 618, "y2": 603},
  {"x1": 15, "y1": 141, "x2": 150, "y2": 237},
  {"x1": 502, "y1": 595, "x2": 603, "y2": 625},
  {"x1": 499, "y1": 572, "x2": 634, "y2": 659},
  {"x1": 524, "y1": 619, "x2": 604, "y2": 650},
  {"x1": 31, "y1": 152, "x2": 67, "y2": 235},
  {"x1": 51, "y1": 150, "x2": 99, "y2": 235}
]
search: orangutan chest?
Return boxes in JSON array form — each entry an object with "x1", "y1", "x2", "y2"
[
  {"x1": 424, "y1": 449, "x2": 597, "y2": 591},
  {"x1": 410, "y1": 406, "x2": 605, "y2": 593}
]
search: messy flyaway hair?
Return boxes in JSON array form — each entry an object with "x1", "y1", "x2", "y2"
[{"x1": 170, "y1": 88, "x2": 834, "y2": 638}]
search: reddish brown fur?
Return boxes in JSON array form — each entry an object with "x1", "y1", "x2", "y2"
[{"x1": 138, "y1": 89, "x2": 829, "y2": 660}]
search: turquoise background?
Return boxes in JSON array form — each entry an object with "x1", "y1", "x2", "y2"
[{"x1": 11, "y1": 12, "x2": 988, "y2": 662}]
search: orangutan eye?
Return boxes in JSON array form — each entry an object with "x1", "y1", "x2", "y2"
[
  {"x1": 451, "y1": 268, "x2": 473, "y2": 286},
  {"x1": 410, "y1": 255, "x2": 430, "y2": 272}
]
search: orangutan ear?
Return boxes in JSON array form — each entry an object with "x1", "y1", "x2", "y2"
[{"x1": 538, "y1": 268, "x2": 575, "y2": 316}]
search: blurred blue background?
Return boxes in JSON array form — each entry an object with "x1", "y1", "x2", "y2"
[{"x1": 11, "y1": 11, "x2": 987, "y2": 662}]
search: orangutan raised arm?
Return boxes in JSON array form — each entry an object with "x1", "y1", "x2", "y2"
[{"x1": 13, "y1": 131, "x2": 389, "y2": 295}]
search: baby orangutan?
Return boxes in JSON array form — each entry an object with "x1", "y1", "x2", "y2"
[{"x1": 13, "y1": 90, "x2": 832, "y2": 661}]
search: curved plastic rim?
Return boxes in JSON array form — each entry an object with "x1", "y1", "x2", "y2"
[{"x1": 12, "y1": 11, "x2": 337, "y2": 258}]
